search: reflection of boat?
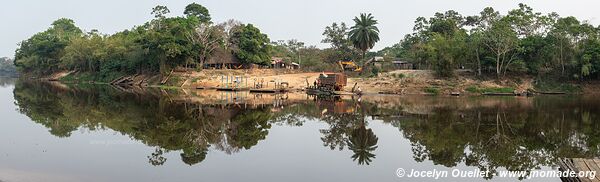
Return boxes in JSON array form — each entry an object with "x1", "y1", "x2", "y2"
[
  {"x1": 306, "y1": 88, "x2": 344, "y2": 95},
  {"x1": 315, "y1": 95, "x2": 356, "y2": 114},
  {"x1": 250, "y1": 88, "x2": 288, "y2": 93}
]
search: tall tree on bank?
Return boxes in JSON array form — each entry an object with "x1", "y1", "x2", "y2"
[
  {"x1": 231, "y1": 24, "x2": 271, "y2": 65},
  {"x1": 322, "y1": 22, "x2": 355, "y2": 62},
  {"x1": 14, "y1": 18, "x2": 82, "y2": 74},
  {"x1": 188, "y1": 24, "x2": 224, "y2": 69},
  {"x1": 349, "y1": 13, "x2": 380, "y2": 60},
  {"x1": 184, "y1": 3, "x2": 211, "y2": 23}
]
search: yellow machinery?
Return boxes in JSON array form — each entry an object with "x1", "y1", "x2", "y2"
[
  {"x1": 338, "y1": 61, "x2": 362, "y2": 72},
  {"x1": 337, "y1": 58, "x2": 379, "y2": 73}
]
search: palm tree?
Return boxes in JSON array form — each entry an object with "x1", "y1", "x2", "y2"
[
  {"x1": 347, "y1": 125, "x2": 379, "y2": 165},
  {"x1": 348, "y1": 13, "x2": 380, "y2": 60}
]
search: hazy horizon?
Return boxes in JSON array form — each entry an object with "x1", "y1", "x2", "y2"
[{"x1": 1, "y1": 0, "x2": 599, "y2": 58}]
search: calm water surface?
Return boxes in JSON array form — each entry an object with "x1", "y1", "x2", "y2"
[{"x1": 1, "y1": 78, "x2": 599, "y2": 182}]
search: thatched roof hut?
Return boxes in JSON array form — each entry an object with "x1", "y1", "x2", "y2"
[{"x1": 204, "y1": 48, "x2": 242, "y2": 69}]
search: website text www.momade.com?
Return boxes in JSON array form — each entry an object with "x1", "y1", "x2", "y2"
[{"x1": 395, "y1": 168, "x2": 596, "y2": 180}]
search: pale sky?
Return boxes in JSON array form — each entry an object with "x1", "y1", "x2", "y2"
[{"x1": 1, "y1": 0, "x2": 599, "y2": 58}]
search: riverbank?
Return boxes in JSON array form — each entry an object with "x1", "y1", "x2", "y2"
[{"x1": 41, "y1": 69, "x2": 591, "y2": 95}]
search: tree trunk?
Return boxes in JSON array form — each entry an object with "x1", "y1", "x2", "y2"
[
  {"x1": 560, "y1": 41, "x2": 565, "y2": 75},
  {"x1": 476, "y1": 47, "x2": 481, "y2": 76},
  {"x1": 496, "y1": 53, "x2": 501, "y2": 77},
  {"x1": 159, "y1": 58, "x2": 167, "y2": 77}
]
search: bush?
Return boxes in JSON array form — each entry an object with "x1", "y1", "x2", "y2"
[
  {"x1": 424, "y1": 87, "x2": 440, "y2": 95},
  {"x1": 391, "y1": 73, "x2": 405, "y2": 79}
]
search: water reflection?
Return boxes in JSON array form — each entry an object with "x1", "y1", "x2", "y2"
[
  {"x1": 11, "y1": 80, "x2": 600, "y2": 179},
  {"x1": 0, "y1": 77, "x2": 15, "y2": 87}
]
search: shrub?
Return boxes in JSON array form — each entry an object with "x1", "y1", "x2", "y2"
[{"x1": 424, "y1": 87, "x2": 440, "y2": 95}]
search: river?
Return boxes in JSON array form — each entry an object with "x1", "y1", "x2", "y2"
[{"x1": 0, "y1": 78, "x2": 599, "y2": 182}]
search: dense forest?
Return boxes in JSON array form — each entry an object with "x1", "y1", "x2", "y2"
[
  {"x1": 379, "y1": 3, "x2": 600, "y2": 80},
  {"x1": 12, "y1": 3, "x2": 600, "y2": 82},
  {"x1": 13, "y1": 3, "x2": 273, "y2": 80}
]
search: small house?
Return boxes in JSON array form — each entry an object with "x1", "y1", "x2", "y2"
[
  {"x1": 271, "y1": 57, "x2": 299, "y2": 69},
  {"x1": 204, "y1": 48, "x2": 242, "y2": 69},
  {"x1": 392, "y1": 59, "x2": 414, "y2": 70},
  {"x1": 290, "y1": 62, "x2": 300, "y2": 69},
  {"x1": 369, "y1": 56, "x2": 386, "y2": 68},
  {"x1": 271, "y1": 57, "x2": 285, "y2": 69}
]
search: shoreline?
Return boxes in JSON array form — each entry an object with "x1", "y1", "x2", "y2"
[{"x1": 26, "y1": 69, "x2": 596, "y2": 96}]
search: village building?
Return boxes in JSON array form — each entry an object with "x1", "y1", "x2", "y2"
[
  {"x1": 204, "y1": 48, "x2": 242, "y2": 69},
  {"x1": 368, "y1": 56, "x2": 386, "y2": 68},
  {"x1": 271, "y1": 57, "x2": 300, "y2": 69},
  {"x1": 392, "y1": 59, "x2": 414, "y2": 70}
]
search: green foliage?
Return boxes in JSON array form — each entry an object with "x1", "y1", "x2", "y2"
[
  {"x1": 429, "y1": 32, "x2": 466, "y2": 77},
  {"x1": 383, "y1": 3, "x2": 600, "y2": 81},
  {"x1": 390, "y1": 73, "x2": 406, "y2": 79},
  {"x1": 231, "y1": 24, "x2": 272, "y2": 65},
  {"x1": 14, "y1": 4, "x2": 237, "y2": 80},
  {"x1": 349, "y1": 13, "x2": 380, "y2": 59},
  {"x1": 424, "y1": 87, "x2": 440, "y2": 95},
  {"x1": 370, "y1": 66, "x2": 380, "y2": 76},
  {"x1": 184, "y1": 3, "x2": 211, "y2": 23},
  {"x1": 14, "y1": 18, "x2": 82, "y2": 74},
  {"x1": 321, "y1": 22, "x2": 357, "y2": 62}
]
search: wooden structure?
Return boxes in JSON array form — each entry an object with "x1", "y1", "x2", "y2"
[
  {"x1": 216, "y1": 75, "x2": 249, "y2": 91},
  {"x1": 271, "y1": 57, "x2": 299, "y2": 69},
  {"x1": 392, "y1": 59, "x2": 414, "y2": 70},
  {"x1": 204, "y1": 48, "x2": 242, "y2": 69},
  {"x1": 558, "y1": 158, "x2": 600, "y2": 182},
  {"x1": 368, "y1": 56, "x2": 386, "y2": 69},
  {"x1": 250, "y1": 78, "x2": 289, "y2": 93}
]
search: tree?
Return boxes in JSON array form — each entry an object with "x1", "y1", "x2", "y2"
[
  {"x1": 61, "y1": 32, "x2": 106, "y2": 72},
  {"x1": 151, "y1": 5, "x2": 170, "y2": 19},
  {"x1": 231, "y1": 24, "x2": 272, "y2": 65},
  {"x1": 188, "y1": 23, "x2": 225, "y2": 68},
  {"x1": 550, "y1": 16, "x2": 581, "y2": 76},
  {"x1": 505, "y1": 3, "x2": 543, "y2": 37},
  {"x1": 14, "y1": 18, "x2": 82, "y2": 74},
  {"x1": 348, "y1": 13, "x2": 380, "y2": 60},
  {"x1": 286, "y1": 39, "x2": 305, "y2": 66},
  {"x1": 219, "y1": 19, "x2": 243, "y2": 51},
  {"x1": 322, "y1": 22, "x2": 355, "y2": 61},
  {"x1": 184, "y1": 3, "x2": 211, "y2": 23},
  {"x1": 483, "y1": 20, "x2": 519, "y2": 77},
  {"x1": 429, "y1": 32, "x2": 467, "y2": 77}
]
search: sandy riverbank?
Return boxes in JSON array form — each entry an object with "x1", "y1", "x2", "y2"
[{"x1": 46, "y1": 69, "x2": 596, "y2": 95}]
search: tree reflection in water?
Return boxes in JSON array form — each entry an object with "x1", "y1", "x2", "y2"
[
  {"x1": 348, "y1": 125, "x2": 378, "y2": 165},
  {"x1": 12, "y1": 80, "x2": 600, "y2": 179}
]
